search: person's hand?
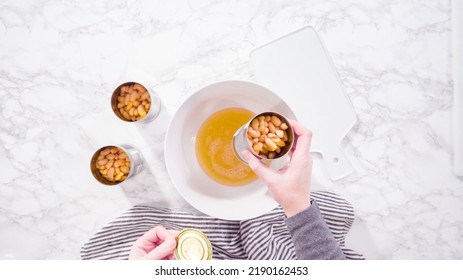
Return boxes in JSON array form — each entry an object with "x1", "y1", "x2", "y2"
[
  {"x1": 242, "y1": 120, "x2": 313, "y2": 217},
  {"x1": 129, "y1": 225, "x2": 179, "y2": 260}
]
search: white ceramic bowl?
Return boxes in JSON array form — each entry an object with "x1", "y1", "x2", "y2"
[{"x1": 165, "y1": 80, "x2": 296, "y2": 220}]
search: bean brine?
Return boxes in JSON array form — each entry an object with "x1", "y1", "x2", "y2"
[{"x1": 195, "y1": 108, "x2": 259, "y2": 187}]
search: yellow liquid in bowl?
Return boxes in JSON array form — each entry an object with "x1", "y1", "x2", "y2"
[{"x1": 195, "y1": 108, "x2": 258, "y2": 186}]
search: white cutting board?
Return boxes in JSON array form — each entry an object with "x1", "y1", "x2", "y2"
[{"x1": 250, "y1": 26, "x2": 357, "y2": 180}]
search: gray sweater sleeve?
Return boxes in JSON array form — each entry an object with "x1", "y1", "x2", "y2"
[{"x1": 285, "y1": 200, "x2": 346, "y2": 260}]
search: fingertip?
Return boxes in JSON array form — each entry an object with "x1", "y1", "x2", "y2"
[
  {"x1": 247, "y1": 154, "x2": 261, "y2": 170},
  {"x1": 306, "y1": 129, "x2": 313, "y2": 139},
  {"x1": 242, "y1": 150, "x2": 263, "y2": 171},
  {"x1": 241, "y1": 150, "x2": 252, "y2": 161},
  {"x1": 166, "y1": 238, "x2": 177, "y2": 250},
  {"x1": 288, "y1": 119, "x2": 310, "y2": 137},
  {"x1": 145, "y1": 238, "x2": 176, "y2": 260},
  {"x1": 154, "y1": 225, "x2": 165, "y2": 231}
]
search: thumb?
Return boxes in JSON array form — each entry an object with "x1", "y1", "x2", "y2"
[
  {"x1": 144, "y1": 239, "x2": 176, "y2": 260},
  {"x1": 242, "y1": 150, "x2": 276, "y2": 181}
]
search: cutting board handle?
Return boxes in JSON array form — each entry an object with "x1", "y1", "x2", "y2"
[{"x1": 321, "y1": 148, "x2": 354, "y2": 180}]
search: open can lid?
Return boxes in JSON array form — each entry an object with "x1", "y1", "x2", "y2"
[{"x1": 174, "y1": 228, "x2": 213, "y2": 260}]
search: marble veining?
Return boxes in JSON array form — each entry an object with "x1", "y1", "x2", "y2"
[{"x1": 1, "y1": 0, "x2": 462, "y2": 259}]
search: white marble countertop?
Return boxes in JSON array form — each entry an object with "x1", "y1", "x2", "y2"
[{"x1": 1, "y1": 0, "x2": 462, "y2": 259}]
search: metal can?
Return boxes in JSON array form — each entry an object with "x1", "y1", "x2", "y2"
[
  {"x1": 111, "y1": 81, "x2": 161, "y2": 123},
  {"x1": 90, "y1": 144, "x2": 143, "y2": 185},
  {"x1": 233, "y1": 112, "x2": 294, "y2": 163},
  {"x1": 174, "y1": 228, "x2": 213, "y2": 260}
]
